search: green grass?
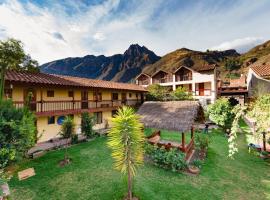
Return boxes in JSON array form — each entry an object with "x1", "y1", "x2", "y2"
[{"x1": 9, "y1": 123, "x2": 270, "y2": 200}]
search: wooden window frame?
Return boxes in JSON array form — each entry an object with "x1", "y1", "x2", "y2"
[
  {"x1": 68, "y1": 91, "x2": 74, "y2": 98},
  {"x1": 48, "y1": 116, "x2": 55, "y2": 125},
  {"x1": 112, "y1": 93, "x2": 118, "y2": 100},
  {"x1": 47, "y1": 90, "x2": 54, "y2": 97},
  {"x1": 94, "y1": 112, "x2": 103, "y2": 124}
]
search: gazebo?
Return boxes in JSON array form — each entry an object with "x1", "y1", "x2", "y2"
[{"x1": 137, "y1": 101, "x2": 200, "y2": 160}]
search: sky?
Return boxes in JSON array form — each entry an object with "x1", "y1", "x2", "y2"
[{"x1": 0, "y1": 0, "x2": 270, "y2": 64}]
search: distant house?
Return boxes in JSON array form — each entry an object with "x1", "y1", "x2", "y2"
[
  {"x1": 135, "y1": 65, "x2": 217, "y2": 104},
  {"x1": 218, "y1": 75, "x2": 248, "y2": 105},
  {"x1": 247, "y1": 64, "x2": 270, "y2": 97}
]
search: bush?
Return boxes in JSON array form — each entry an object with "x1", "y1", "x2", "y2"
[
  {"x1": 192, "y1": 159, "x2": 203, "y2": 168},
  {"x1": 71, "y1": 134, "x2": 79, "y2": 144},
  {"x1": 0, "y1": 100, "x2": 36, "y2": 168},
  {"x1": 172, "y1": 86, "x2": 193, "y2": 100},
  {"x1": 81, "y1": 112, "x2": 95, "y2": 138},
  {"x1": 145, "y1": 144, "x2": 187, "y2": 172},
  {"x1": 146, "y1": 84, "x2": 170, "y2": 101},
  {"x1": 195, "y1": 133, "x2": 210, "y2": 151},
  {"x1": 207, "y1": 98, "x2": 235, "y2": 132}
]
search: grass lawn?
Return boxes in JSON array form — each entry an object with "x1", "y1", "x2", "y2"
[{"x1": 9, "y1": 122, "x2": 270, "y2": 200}]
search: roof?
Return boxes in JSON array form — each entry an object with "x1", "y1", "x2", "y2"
[
  {"x1": 137, "y1": 101, "x2": 199, "y2": 132},
  {"x1": 192, "y1": 64, "x2": 216, "y2": 72},
  {"x1": 5, "y1": 70, "x2": 82, "y2": 87},
  {"x1": 57, "y1": 75, "x2": 147, "y2": 92},
  {"x1": 251, "y1": 64, "x2": 270, "y2": 79},
  {"x1": 4, "y1": 70, "x2": 146, "y2": 92}
]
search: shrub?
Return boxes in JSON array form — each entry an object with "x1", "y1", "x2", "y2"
[
  {"x1": 195, "y1": 133, "x2": 210, "y2": 151},
  {"x1": 192, "y1": 159, "x2": 203, "y2": 168},
  {"x1": 146, "y1": 84, "x2": 170, "y2": 101},
  {"x1": 146, "y1": 145, "x2": 187, "y2": 172},
  {"x1": 172, "y1": 86, "x2": 193, "y2": 100},
  {"x1": 0, "y1": 100, "x2": 36, "y2": 168},
  {"x1": 207, "y1": 98, "x2": 235, "y2": 132},
  {"x1": 81, "y1": 112, "x2": 95, "y2": 138}
]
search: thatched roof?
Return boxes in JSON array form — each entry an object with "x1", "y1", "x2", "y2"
[{"x1": 137, "y1": 101, "x2": 199, "y2": 132}]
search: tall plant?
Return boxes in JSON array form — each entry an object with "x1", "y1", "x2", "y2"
[
  {"x1": 81, "y1": 112, "x2": 95, "y2": 138},
  {"x1": 59, "y1": 116, "x2": 75, "y2": 164},
  {"x1": 107, "y1": 106, "x2": 144, "y2": 200}
]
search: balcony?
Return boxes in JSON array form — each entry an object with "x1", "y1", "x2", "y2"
[
  {"x1": 138, "y1": 80, "x2": 150, "y2": 86},
  {"x1": 175, "y1": 74, "x2": 192, "y2": 82},
  {"x1": 12, "y1": 99, "x2": 141, "y2": 117},
  {"x1": 152, "y1": 77, "x2": 173, "y2": 84}
]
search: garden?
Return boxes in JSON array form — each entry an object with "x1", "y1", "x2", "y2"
[{"x1": 6, "y1": 122, "x2": 270, "y2": 200}]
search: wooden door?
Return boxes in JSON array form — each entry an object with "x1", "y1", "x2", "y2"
[
  {"x1": 24, "y1": 88, "x2": 37, "y2": 111},
  {"x1": 121, "y1": 93, "x2": 127, "y2": 104},
  {"x1": 198, "y1": 83, "x2": 204, "y2": 96},
  {"x1": 81, "y1": 90, "x2": 88, "y2": 109}
]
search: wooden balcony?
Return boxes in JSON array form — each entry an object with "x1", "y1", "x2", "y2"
[{"x1": 13, "y1": 99, "x2": 141, "y2": 117}]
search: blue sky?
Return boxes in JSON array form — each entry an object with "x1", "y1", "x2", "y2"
[{"x1": 0, "y1": 0, "x2": 270, "y2": 64}]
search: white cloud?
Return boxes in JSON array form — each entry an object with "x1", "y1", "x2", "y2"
[
  {"x1": 0, "y1": 0, "x2": 270, "y2": 64},
  {"x1": 93, "y1": 32, "x2": 106, "y2": 41},
  {"x1": 210, "y1": 37, "x2": 265, "y2": 53}
]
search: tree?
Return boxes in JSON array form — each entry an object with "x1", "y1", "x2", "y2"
[
  {"x1": 81, "y1": 112, "x2": 95, "y2": 138},
  {"x1": 172, "y1": 86, "x2": 193, "y2": 100},
  {"x1": 107, "y1": 106, "x2": 144, "y2": 200},
  {"x1": 224, "y1": 58, "x2": 241, "y2": 71},
  {"x1": 0, "y1": 100, "x2": 36, "y2": 168},
  {"x1": 207, "y1": 98, "x2": 235, "y2": 132},
  {"x1": 146, "y1": 84, "x2": 170, "y2": 101},
  {"x1": 59, "y1": 116, "x2": 75, "y2": 165},
  {"x1": 0, "y1": 38, "x2": 39, "y2": 100}
]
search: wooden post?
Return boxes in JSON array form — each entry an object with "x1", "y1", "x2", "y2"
[
  {"x1": 182, "y1": 132, "x2": 185, "y2": 152},
  {"x1": 262, "y1": 132, "x2": 266, "y2": 151},
  {"x1": 40, "y1": 89, "x2": 43, "y2": 112},
  {"x1": 191, "y1": 126, "x2": 194, "y2": 139}
]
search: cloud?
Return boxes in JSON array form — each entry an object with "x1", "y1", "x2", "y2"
[
  {"x1": 0, "y1": 0, "x2": 270, "y2": 64},
  {"x1": 93, "y1": 32, "x2": 106, "y2": 41},
  {"x1": 210, "y1": 37, "x2": 265, "y2": 53}
]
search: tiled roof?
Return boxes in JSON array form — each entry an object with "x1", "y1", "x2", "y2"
[
  {"x1": 58, "y1": 75, "x2": 147, "y2": 92},
  {"x1": 4, "y1": 70, "x2": 146, "y2": 91},
  {"x1": 5, "y1": 70, "x2": 83, "y2": 87},
  {"x1": 251, "y1": 64, "x2": 270, "y2": 79}
]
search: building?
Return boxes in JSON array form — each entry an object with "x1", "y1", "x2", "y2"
[
  {"x1": 3, "y1": 70, "x2": 146, "y2": 143},
  {"x1": 135, "y1": 65, "x2": 217, "y2": 104},
  {"x1": 218, "y1": 75, "x2": 248, "y2": 105},
  {"x1": 247, "y1": 64, "x2": 270, "y2": 98}
]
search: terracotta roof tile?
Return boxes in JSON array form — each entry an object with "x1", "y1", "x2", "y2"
[
  {"x1": 193, "y1": 64, "x2": 216, "y2": 72},
  {"x1": 5, "y1": 70, "x2": 83, "y2": 87},
  {"x1": 4, "y1": 70, "x2": 146, "y2": 92},
  {"x1": 251, "y1": 64, "x2": 270, "y2": 79},
  {"x1": 57, "y1": 75, "x2": 147, "y2": 92}
]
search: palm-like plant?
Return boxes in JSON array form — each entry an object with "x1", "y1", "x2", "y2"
[{"x1": 107, "y1": 106, "x2": 144, "y2": 200}]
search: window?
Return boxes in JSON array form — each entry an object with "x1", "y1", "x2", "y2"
[
  {"x1": 112, "y1": 110, "x2": 117, "y2": 117},
  {"x1": 48, "y1": 116, "x2": 55, "y2": 124},
  {"x1": 68, "y1": 91, "x2": 74, "y2": 98},
  {"x1": 93, "y1": 92, "x2": 102, "y2": 101},
  {"x1": 129, "y1": 93, "x2": 132, "y2": 98},
  {"x1": 136, "y1": 93, "x2": 139, "y2": 98},
  {"x1": 94, "y1": 112, "x2": 103, "y2": 124},
  {"x1": 112, "y1": 93, "x2": 118, "y2": 100},
  {"x1": 47, "y1": 90, "x2": 54, "y2": 97}
]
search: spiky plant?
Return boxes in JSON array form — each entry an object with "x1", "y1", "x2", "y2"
[{"x1": 107, "y1": 106, "x2": 144, "y2": 200}]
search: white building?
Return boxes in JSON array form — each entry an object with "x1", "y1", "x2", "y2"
[
  {"x1": 135, "y1": 65, "x2": 217, "y2": 104},
  {"x1": 247, "y1": 64, "x2": 270, "y2": 97}
]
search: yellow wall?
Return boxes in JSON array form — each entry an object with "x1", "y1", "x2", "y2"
[{"x1": 9, "y1": 83, "x2": 143, "y2": 143}]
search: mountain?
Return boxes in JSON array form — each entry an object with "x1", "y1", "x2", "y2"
[
  {"x1": 40, "y1": 44, "x2": 160, "y2": 83},
  {"x1": 142, "y1": 47, "x2": 239, "y2": 76}
]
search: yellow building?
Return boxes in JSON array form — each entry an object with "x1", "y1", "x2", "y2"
[{"x1": 4, "y1": 70, "x2": 146, "y2": 143}]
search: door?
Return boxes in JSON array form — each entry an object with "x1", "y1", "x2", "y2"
[
  {"x1": 198, "y1": 83, "x2": 204, "y2": 96},
  {"x1": 121, "y1": 93, "x2": 127, "y2": 104},
  {"x1": 81, "y1": 90, "x2": 88, "y2": 109},
  {"x1": 24, "y1": 88, "x2": 37, "y2": 111}
]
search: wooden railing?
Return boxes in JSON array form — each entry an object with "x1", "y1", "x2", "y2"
[{"x1": 13, "y1": 99, "x2": 141, "y2": 114}]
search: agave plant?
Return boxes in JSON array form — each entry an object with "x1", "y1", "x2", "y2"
[{"x1": 107, "y1": 106, "x2": 144, "y2": 200}]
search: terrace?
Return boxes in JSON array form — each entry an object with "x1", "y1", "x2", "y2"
[{"x1": 12, "y1": 99, "x2": 141, "y2": 117}]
